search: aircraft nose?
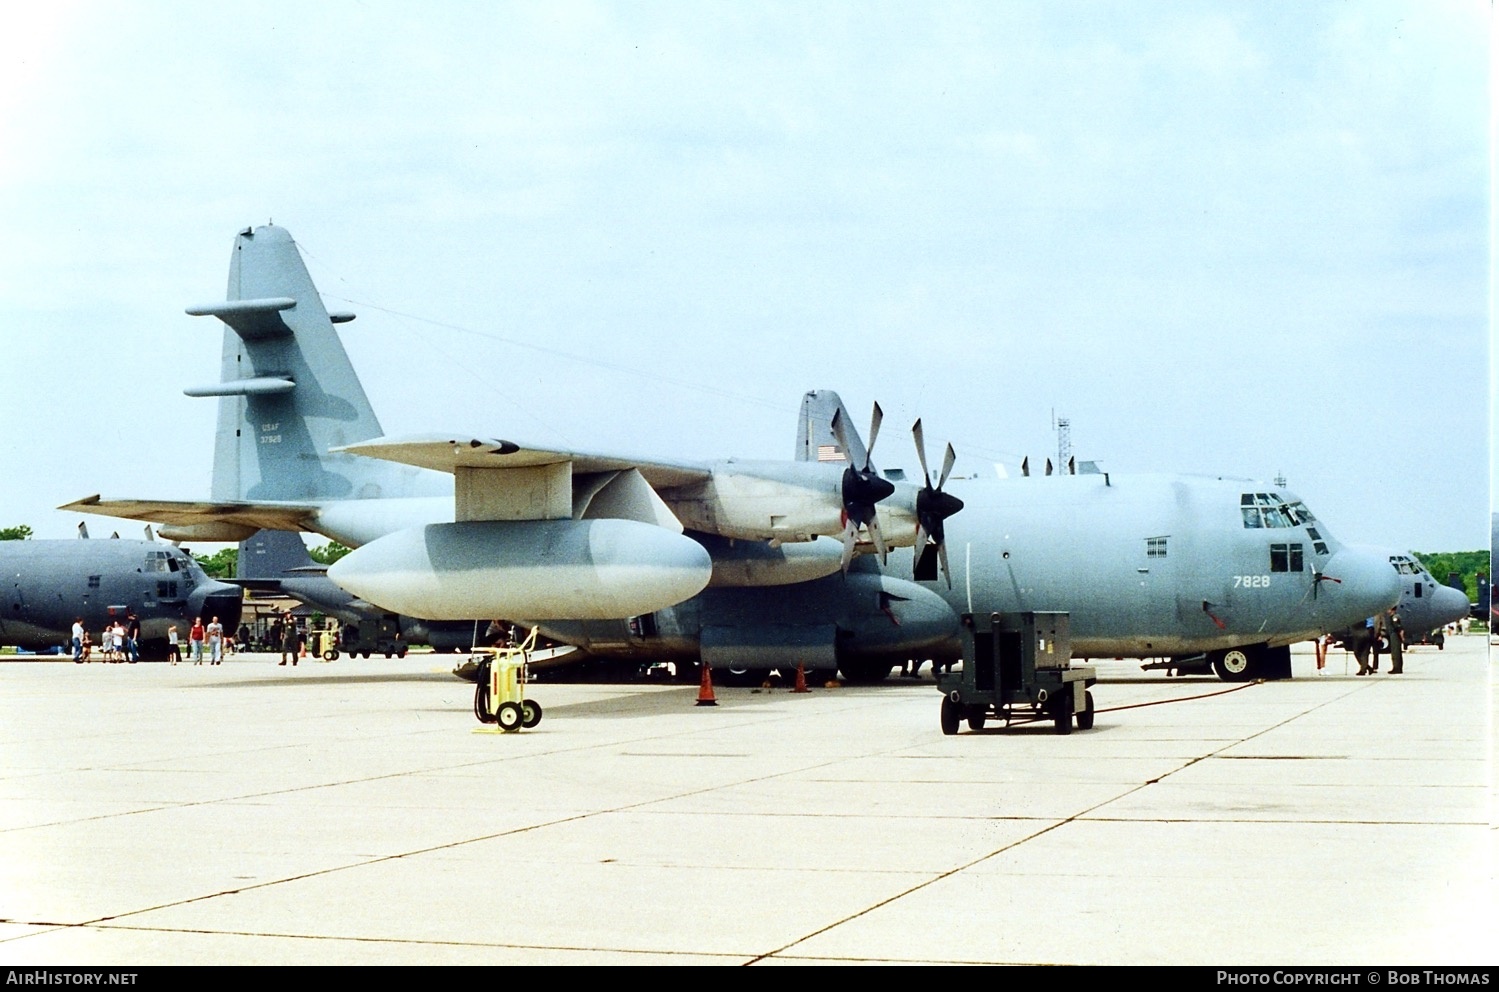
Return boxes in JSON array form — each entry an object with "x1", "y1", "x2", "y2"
[
  {"x1": 1321, "y1": 547, "x2": 1401, "y2": 626},
  {"x1": 1430, "y1": 584, "x2": 1472, "y2": 628}
]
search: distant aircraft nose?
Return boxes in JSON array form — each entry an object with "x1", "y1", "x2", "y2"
[
  {"x1": 1321, "y1": 547, "x2": 1401, "y2": 627},
  {"x1": 1427, "y1": 584, "x2": 1472, "y2": 629},
  {"x1": 191, "y1": 579, "x2": 245, "y2": 632}
]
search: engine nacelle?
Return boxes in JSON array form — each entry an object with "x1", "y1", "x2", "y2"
[
  {"x1": 698, "y1": 534, "x2": 845, "y2": 587},
  {"x1": 327, "y1": 519, "x2": 713, "y2": 621}
]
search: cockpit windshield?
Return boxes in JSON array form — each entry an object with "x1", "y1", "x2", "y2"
[
  {"x1": 1388, "y1": 554, "x2": 1426, "y2": 577},
  {"x1": 1240, "y1": 492, "x2": 1315, "y2": 529},
  {"x1": 1241, "y1": 492, "x2": 1330, "y2": 555}
]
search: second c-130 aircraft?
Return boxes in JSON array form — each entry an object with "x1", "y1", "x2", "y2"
[{"x1": 63, "y1": 224, "x2": 1400, "y2": 683}]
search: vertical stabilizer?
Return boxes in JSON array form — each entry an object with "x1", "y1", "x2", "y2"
[
  {"x1": 796, "y1": 390, "x2": 854, "y2": 464},
  {"x1": 186, "y1": 225, "x2": 439, "y2": 503},
  {"x1": 236, "y1": 528, "x2": 319, "y2": 579}
]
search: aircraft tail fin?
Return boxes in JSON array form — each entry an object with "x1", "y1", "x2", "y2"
[
  {"x1": 186, "y1": 225, "x2": 434, "y2": 503},
  {"x1": 796, "y1": 390, "x2": 856, "y2": 464},
  {"x1": 236, "y1": 529, "x2": 320, "y2": 580}
]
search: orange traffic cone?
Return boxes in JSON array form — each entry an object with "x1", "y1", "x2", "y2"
[
  {"x1": 792, "y1": 663, "x2": 809, "y2": 693},
  {"x1": 696, "y1": 663, "x2": 718, "y2": 706}
]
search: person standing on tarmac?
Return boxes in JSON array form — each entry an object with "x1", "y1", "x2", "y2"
[
  {"x1": 206, "y1": 616, "x2": 224, "y2": 664},
  {"x1": 189, "y1": 616, "x2": 206, "y2": 665},
  {"x1": 280, "y1": 613, "x2": 299, "y2": 666},
  {"x1": 71, "y1": 617, "x2": 84, "y2": 663},
  {"x1": 1386, "y1": 607, "x2": 1404, "y2": 674},
  {"x1": 126, "y1": 613, "x2": 141, "y2": 663}
]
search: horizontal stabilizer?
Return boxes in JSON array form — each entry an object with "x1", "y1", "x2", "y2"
[
  {"x1": 186, "y1": 297, "x2": 296, "y2": 340},
  {"x1": 59, "y1": 494, "x2": 318, "y2": 536},
  {"x1": 183, "y1": 377, "x2": 295, "y2": 398}
]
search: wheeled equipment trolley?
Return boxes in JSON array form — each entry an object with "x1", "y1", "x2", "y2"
[
  {"x1": 937, "y1": 611, "x2": 1096, "y2": 735},
  {"x1": 471, "y1": 627, "x2": 543, "y2": 732}
]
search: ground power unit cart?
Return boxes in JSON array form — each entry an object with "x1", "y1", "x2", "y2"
[{"x1": 937, "y1": 612, "x2": 1096, "y2": 735}]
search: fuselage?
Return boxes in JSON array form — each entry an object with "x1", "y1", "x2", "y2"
[
  {"x1": 904, "y1": 473, "x2": 1400, "y2": 660},
  {"x1": 0, "y1": 540, "x2": 243, "y2": 655},
  {"x1": 533, "y1": 473, "x2": 1400, "y2": 674}
]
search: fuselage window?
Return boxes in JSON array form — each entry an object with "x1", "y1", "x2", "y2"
[
  {"x1": 87, "y1": 575, "x2": 101, "y2": 589},
  {"x1": 1270, "y1": 543, "x2": 1305, "y2": 573},
  {"x1": 1146, "y1": 537, "x2": 1168, "y2": 558}
]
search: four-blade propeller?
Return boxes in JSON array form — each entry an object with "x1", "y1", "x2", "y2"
[
  {"x1": 912, "y1": 418, "x2": 964, "y2": 588},
  {"x1": 829, "y1": 402, "x2": 966, "y2": 585},
  {"x1": 831, "y1": 403, "x2": 894, "y2": 574}
]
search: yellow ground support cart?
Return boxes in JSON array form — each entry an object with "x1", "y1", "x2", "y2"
[{"x1": 471, "y1": 627, "x2": 543, "y2": 732}]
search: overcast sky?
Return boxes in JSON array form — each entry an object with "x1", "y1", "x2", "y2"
[{"x1": 0, "y1": 1, "x2": 1490, "y2": 553}]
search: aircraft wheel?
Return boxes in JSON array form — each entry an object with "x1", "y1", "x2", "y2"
[
  {"x1": 521, "y1": 699, "x2": 543, "y2": 729},
  {"x1": 838, "y1": 660, "x2": 894, "y2": 685},
  {"x1": 496, "y1": 701, "x2": 523, "y2": 732},
  {"x1": 1076, "y1": 691, "x2": 1095, "y2": 731},
  {"x1": 718, "y1": 666, "x2": 770, "y2": 688},
  {"x1": 396, "y1": 646, "x2": 408, "y2": 658},
  {"x1": 966, "y1": 708, "x2": 986, "y2": 732},
  {"x1": 361, "y1": 651, "x2": 371, "y2": 659},
  {"x1": 323, "y1": 649, "x2": 339, "y2": 661},
  {"x1": 1210, "y1": 648, "x2": 1255, "y2": 682},
  {"x1": 940, "y1": 696, "x2": 960, "y2": 736}
]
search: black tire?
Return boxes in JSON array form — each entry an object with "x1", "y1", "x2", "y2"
[
  {"x1": 940, "y1": 696, "x2": 960, "y2": 736},
  {"x1": 361, "y1": 651, "x2": 371, "y2": 659},
  {"x1": 718, "y1": 666, "x2": 770, "y2": 688},
  {"x1": 1076, "y1": 690, "x2": 1095, "y2": 731},
  {"x1": 838, "y1": 659, "x2": 895, "y2": 685},
  {"x1": 496, "y1": 701, "x2": 523, "y2": 732},
  {"x1": 966, "y1": 708, "x2": 986, "y2": 732},
  {"x1": 323, "y1": 649, "x2": 339, "y2": 661},
  {"x1": 521, "y1": 699, "x2": 543, "y2": 729},
  {"x1": 1210, "y1": 647, "x2": 1255, "y2": 682},
  {"x1": 1052, "y1": 695, "x2": 1074, "y2": 735}
]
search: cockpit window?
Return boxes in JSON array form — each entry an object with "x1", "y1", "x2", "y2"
[
  {"x1": 1270, "y1": 543, "x2": 1305, "y2": 572},
  {"x1": 1387, "y1": 555, "x2": 1421, "y2": 576},
  {"x1": 1240, "y1": 493, "x2": 1314, "y2": 529}
]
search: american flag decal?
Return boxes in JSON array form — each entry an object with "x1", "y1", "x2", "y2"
[{"x1": 816, "y1": 445, "x2": 845, "y2": 463}]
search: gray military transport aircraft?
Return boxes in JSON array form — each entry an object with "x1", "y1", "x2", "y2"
[
  {"x1": 63, "y1": 224, "x2": 1400, "y2": 683},
  {"x1": 0, "y1": 533, "x2": 243, "y2": 659}
]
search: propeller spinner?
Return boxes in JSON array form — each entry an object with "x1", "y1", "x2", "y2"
[
  {"x1": 912, "y1": 418, "x2": 964, "y2": 588},
  {"x1": 832, "y1": 403, "x2": 895, "y2": 574}
]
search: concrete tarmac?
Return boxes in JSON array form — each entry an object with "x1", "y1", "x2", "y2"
[{"x1": 0, "y1": 637, "x2": 1492, "y2": 966}]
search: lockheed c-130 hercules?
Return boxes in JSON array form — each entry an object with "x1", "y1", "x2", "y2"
[
  {"x1": 0, "y1": 530, "x2": 243, "y2": 659},
  {"x1": 62, "y1": 224, "x2": 1399, "y2": 683}
]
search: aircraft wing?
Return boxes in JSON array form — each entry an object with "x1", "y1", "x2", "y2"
[
  {"x1": 59, "y1": 495, "x2": 318, "y2": 541},
  {"x1": 337, "y1": 434, "x2": 713, "y2": 490}
]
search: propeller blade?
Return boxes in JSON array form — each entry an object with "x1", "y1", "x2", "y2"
[
  {"x1": 864, "y1": 403, "x2": 883, "y2": 466},
  {"x1": 937, "y1": 540, "x2": 952, "y2": 589},
  {"x1": 912, "y1": 418, "x2": 929, "y2": 484},
  {"x1": 938, "y1": 442, "x2": 956, "y2": 489},
  {"x1": 838, "y1": 520, "x2": 858, "y2": 575},
  {"x1": 833, "y1": 407, "x2": 869, "y2": 470},
  {"x1": 867, "y1": 515, "x2": 888, "y2": 564}
]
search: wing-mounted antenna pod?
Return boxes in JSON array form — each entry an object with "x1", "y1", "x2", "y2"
[
  {"x1": 831, "y1": 402, "x2": 895, "y2": 574},
  {"x1": 911, "y1": 419, "x2": 964, "y2": 588}
]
